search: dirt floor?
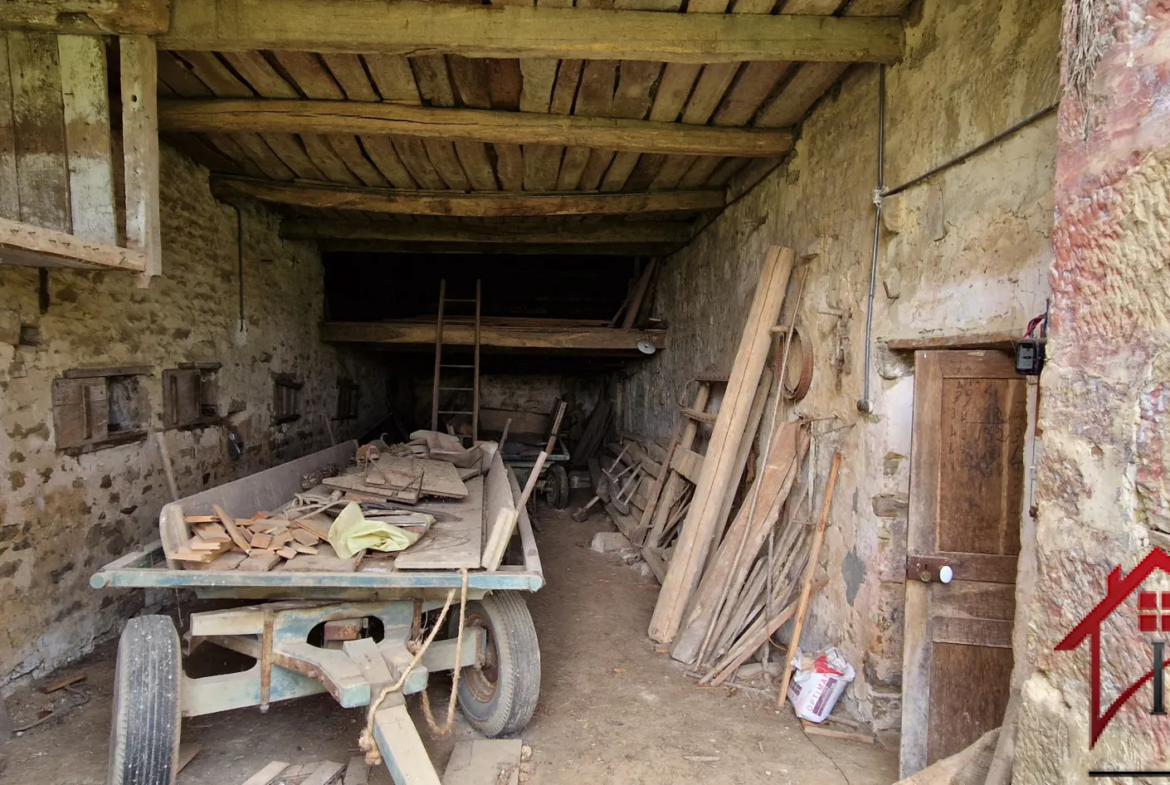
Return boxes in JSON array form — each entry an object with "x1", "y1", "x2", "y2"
[{"x1": 0, "y1": 502, "x2": 899, "y2": 785}]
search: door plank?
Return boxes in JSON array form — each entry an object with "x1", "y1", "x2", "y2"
[
  {"x1": 926, "y1": 644, "x2": 1013, "y2": 764},
  {"x1": 901, "y1": 350, "x2": 1027, "y2": 777}
]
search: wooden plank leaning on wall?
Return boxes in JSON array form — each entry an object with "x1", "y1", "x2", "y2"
[{"x1": 648, "y1": 245, "x2": 794, "y2": 644}]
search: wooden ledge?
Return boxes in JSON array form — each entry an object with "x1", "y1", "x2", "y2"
[
  {"x1": 322, "y1": 321, "x2": 666, "y2": 354},
  {"x1": 0, "y1": 218, "x2": 148, "y2": 272},
  {"x1": 882, "y1": 332, "x2": 1019, "y2": 352}
]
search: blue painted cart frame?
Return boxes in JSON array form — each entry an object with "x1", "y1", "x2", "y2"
[{"x1": 91, "y1": 441, "x2": 543, "y2": 785}]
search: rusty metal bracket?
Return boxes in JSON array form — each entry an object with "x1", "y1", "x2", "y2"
[{"x1": 906, "y1": 555, "x2": 951, "y2": 583}]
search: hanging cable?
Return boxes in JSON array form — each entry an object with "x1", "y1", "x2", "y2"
[{"x1": 857, "y1": 65, "x2": 886, "y2": 414}]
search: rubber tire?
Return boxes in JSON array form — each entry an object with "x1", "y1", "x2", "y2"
[
  {"x1": 548, "y1": 464, "x2": 570, "y2": 510},
  {"x1": 455, "y1": 592, "x2": 541, "y2": 738},
  {"x1": 108, "y1": 615, "x2": 182, "y2": 785}
]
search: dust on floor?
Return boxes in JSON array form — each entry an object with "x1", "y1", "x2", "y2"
[{"x1": 0, "y1": 502, "x2": 899, "y2": 785}]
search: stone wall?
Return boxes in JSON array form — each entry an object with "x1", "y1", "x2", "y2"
[
  {"x1": 620, "y1": 0, "x2": 1060, "y2": 729},
  {"x1": 1015, "y1": 4, "x2": 1170, "y2": 780},
  {"x1": 0, "y1": 144, "x2": 388, "y2": 686}
]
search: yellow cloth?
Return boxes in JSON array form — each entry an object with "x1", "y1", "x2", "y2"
[{"x1": 328, "y1": 502, "x2": 428, "y2": 558}]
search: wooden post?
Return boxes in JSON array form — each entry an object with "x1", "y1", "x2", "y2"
[
  {"x1": 58, "y1": 35, "x2": 116, "y2": 243},
  {"x1": 120, "y1": 35, "x2": 161, "y2": 287},
  {"x1": 648, "y1": 246, "x2": 794, "y2": 644},
  {"x1": 430, "y1": 278, "x2": 446, "y2": 431},
  {"x1": 776, "y1": 451, "x2": 841, "y2": 707}
]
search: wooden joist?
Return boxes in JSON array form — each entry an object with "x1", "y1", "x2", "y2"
[
  {"x1": 0, "y1": 216, "x2": 147, "y2": 270},
  {"x1": 0, "y1": 0, "x2": 169, "y2": 35},
  {"x1": 321, "y1": 321, "x2": 666, "y2": 352},
  {"x1": 211, "y1": 177, "x2": 724, "y2": 218},
  {"x1": 316, "y1": 240, "x2": 683, "y2": 256},
  {"x1": 280, "y1": 218, "x2": 690, "y2": 246},
  {"x1": 159, "y1": 100, "x2": 796, "y2": 157},
  {"x1": 159, "y1": 0, "x2": 905, "y2": 63}
]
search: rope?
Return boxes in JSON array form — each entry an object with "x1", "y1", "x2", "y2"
[
  {"x1": 358, "y1": 568, "x2": 470, "y2": 766},
  {"x1": 420, "y1": 566, "x2": 468, "y2": 736}
]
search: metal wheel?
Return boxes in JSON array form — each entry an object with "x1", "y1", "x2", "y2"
[
  {"x1": 107, "y1": 616, "x2": 181, "y2": 785},
  {"x1": 454, "y1": 593, "x2": 541, "y2": 737},
  {"x1": 542, "y1": 464, "x2": 570, "y2": 509}
]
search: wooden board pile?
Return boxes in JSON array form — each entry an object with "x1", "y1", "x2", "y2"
[
  {"x1": 170, "y1": 504, "x2": 347, "y2": 572},
  {"x1": 600, "y1": 246, "x2": 840, "y2": 695},
  {"x1": 164, "y1": 431, "x2": 487, "y2": 573}
]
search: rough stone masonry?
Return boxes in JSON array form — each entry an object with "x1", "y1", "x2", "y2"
[
  {"x1": 0, "y1": 145, "x2": 387, "y2": 687},
  {"x1": 1015, "y1": 3, "x2": 1170, "y2": 781}
]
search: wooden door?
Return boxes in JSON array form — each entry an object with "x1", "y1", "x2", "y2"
[{"x1": 899, "y1": 350, "x2": 1028, "y2": 777}]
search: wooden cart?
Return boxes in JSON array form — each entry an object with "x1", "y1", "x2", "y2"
[{"x1": 92, "y1": 442, "x2": 543, "y2": 785}]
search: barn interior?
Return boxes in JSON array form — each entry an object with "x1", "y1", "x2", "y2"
[{"x1": 3, "y1": 0, "x2": 1163, "y2": 782}]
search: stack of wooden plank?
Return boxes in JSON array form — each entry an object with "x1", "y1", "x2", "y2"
[
  {"x1": 611, "y1": 246, "x2": 837, "y2": 688},
  {"x1": 170, "y1": 504, "x2": 362, "y2": 573},
  {"x1": 569, "y1": 399, "x2": 613, "y2": 467},
  {"x1": 161, "y1": 433, "x2": 498, "y2": 573}
]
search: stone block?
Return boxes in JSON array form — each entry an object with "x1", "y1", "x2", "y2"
[
  {"x1": 872, "y1": 493, "x2": 909, "y2": 518},
  {"x1": 591, "y1": 532, "x2": 631, "y2": 553},
  {"x1": 0, "y1": 310, "x2": 19, "y2": 346},
  {"x1": 870, "y1": 689, "x2": 903, "y2": 732}
]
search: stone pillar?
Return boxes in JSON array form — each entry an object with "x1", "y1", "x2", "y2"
[{"x1": 1015, "y1": 4, "x2": 1170, "y2": 782}]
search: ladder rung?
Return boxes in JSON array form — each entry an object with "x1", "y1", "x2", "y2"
[
  {"x1": 438, "y1": 410, "x2": 472, "y2": 415},
  {"x1": 444, "y1": 298, "x2": 478, "y2": 303},
  {"x1": 439, "y1": 387, "x2": 475, "y2": 391},
  {"x1": 442, "y1": 364, "x2": 476, "y2": 369}
]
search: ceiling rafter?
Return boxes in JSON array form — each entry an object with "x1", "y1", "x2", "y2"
[
  {"x1": 159, "y1": 0, "x2": 904, "y2": 64},
  {"x1": 212, "y1": 177, "x2": 725, "y2": 217},
  {"x1": 280, "y1": 217, "x2": 694, "y2": 246},
  {"x1": 159, "y1": 99, "x2": 796, "y2": 157}
]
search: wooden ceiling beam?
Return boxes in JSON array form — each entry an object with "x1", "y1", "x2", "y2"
[
  {"x1": 318, "y1": 240, "x2": 683, "y2": 256},
  {"x1": 211, "y1": 177, "x2": 725, "y2": 217},
  {"x1": 281, "y1": 218, "x2": 692, "y2": 246},
  {"x1": 0, "y1": 0, "x2": 168, "y2": 35},
  {"x1": 160, "y1": 100, "x2": 795, "y2": 157},
  {"x1": 160, "y1": 0, "x2": 903, "y2": 63}
]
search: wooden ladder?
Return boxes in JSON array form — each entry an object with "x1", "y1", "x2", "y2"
[{"x1": 430, "y1": 278, "x2": 482, "y2": 441}]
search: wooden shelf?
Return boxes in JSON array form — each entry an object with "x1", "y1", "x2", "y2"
[
  {"x1": 0, "y1": 218, "x2": 147, "y2": 272},
  {"x1": 322, "y1": 320, "x2": 666, "y2": 354}
]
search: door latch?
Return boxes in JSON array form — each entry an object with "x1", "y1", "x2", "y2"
[{"x1": 906, "y1": 555, "x2": 953, "y2": 584}]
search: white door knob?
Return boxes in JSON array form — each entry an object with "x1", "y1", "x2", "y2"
[{"x1": 939, "y1": 565, "x2": 954, "y2": 584}]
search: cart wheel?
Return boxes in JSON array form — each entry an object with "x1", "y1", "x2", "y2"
[
  {"x1": 548, "y1": 465, "x2": 570, "y2": 510},
  {"x1": 454, "y1": 592, "x2": 541, "y2": 738},
  {"x1": 108, "y1": 615, "x2": 182, "y2": 785}
]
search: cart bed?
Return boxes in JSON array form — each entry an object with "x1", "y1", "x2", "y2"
[{"x1": 92, "y1": 441, "x2": 542, "y2": 596}]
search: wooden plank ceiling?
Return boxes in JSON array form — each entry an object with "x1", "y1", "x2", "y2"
[{"x1": 157, "y1": 0, "x2": 910, "y2": 255}]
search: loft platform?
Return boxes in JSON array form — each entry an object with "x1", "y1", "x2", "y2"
[{"x1": 321, "y1": 317, "x2": 666, "y2": 355}]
